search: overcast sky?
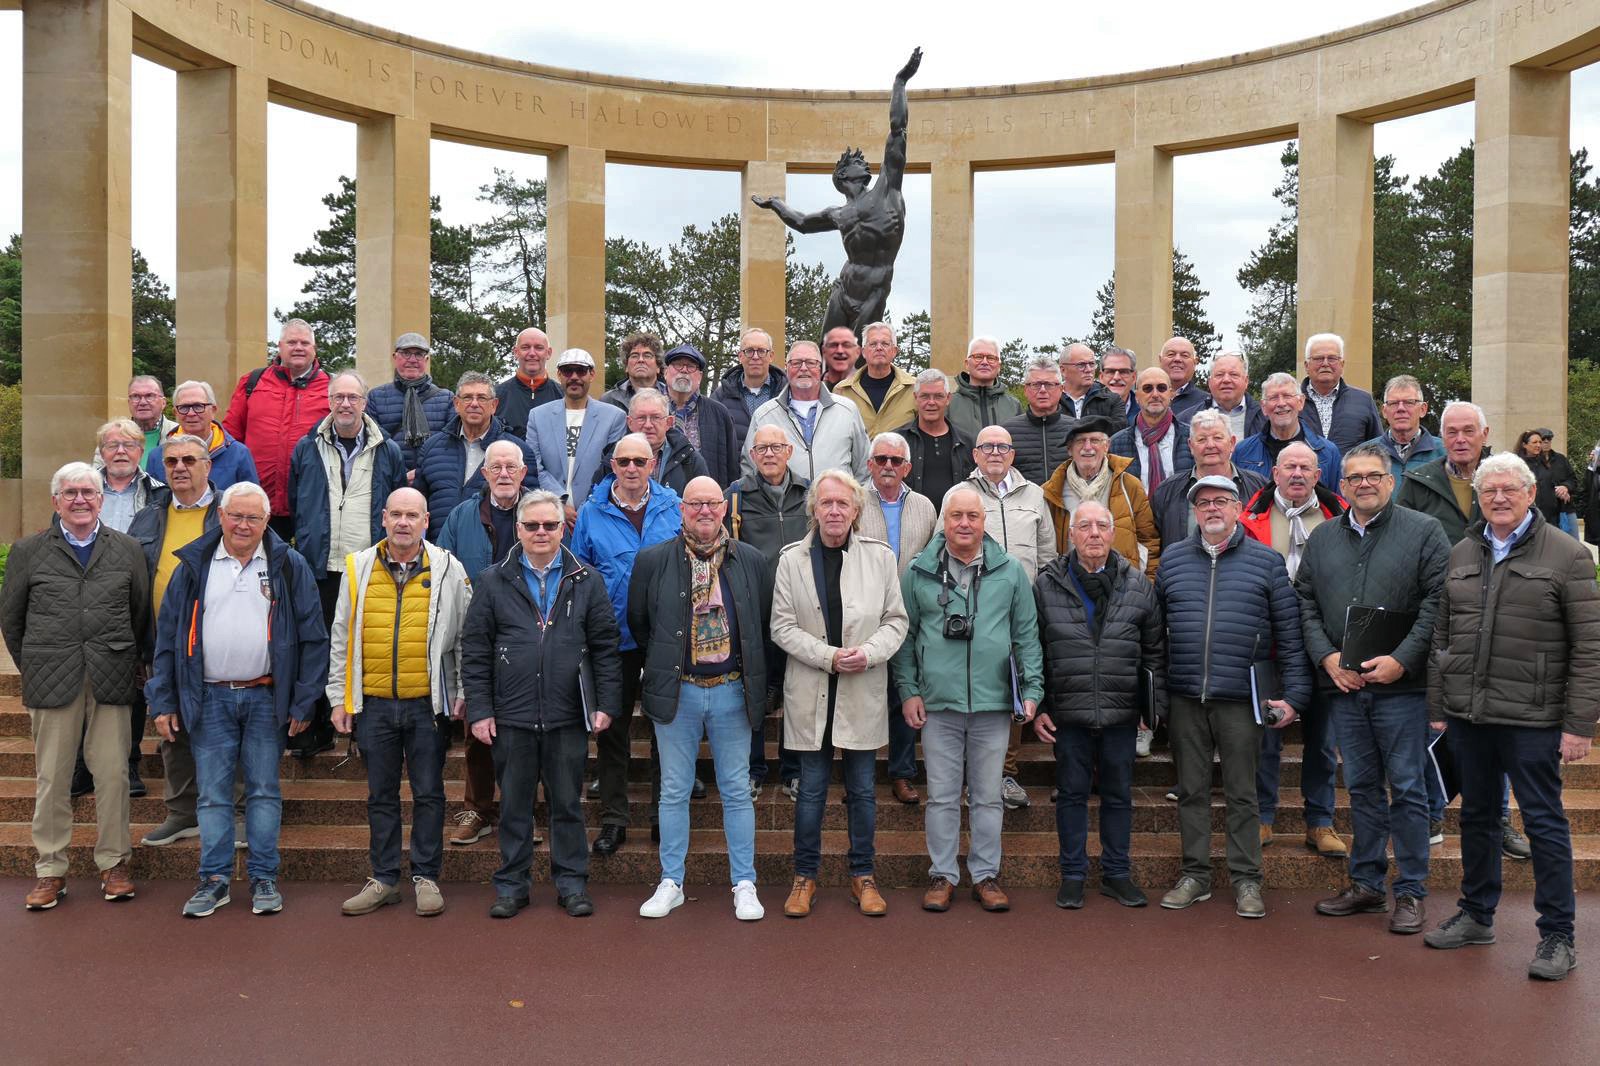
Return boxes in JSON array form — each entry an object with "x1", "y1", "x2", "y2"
[{"x1": 0, "y1": 1, "x2": 1596, "y2": 357}]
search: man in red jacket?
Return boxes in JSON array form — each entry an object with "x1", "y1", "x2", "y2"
[{"x1": 222, "y1": 318, "x2": 331, "y2": 539}]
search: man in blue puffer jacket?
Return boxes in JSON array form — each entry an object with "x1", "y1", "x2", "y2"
[
  {"x1": 1154, "y1": 475, "x2": 1311, "y2": 921},
  {"x1": 412, "y1": 372, "x2": 540, "y2": 537},
  {"x1": 365, "y1": 333, "x2": 456, "y2": 470}
]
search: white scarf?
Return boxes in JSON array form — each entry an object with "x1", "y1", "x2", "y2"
[{"x1": 1275, "y1": 489, "x2": 1318, "y2": 580}]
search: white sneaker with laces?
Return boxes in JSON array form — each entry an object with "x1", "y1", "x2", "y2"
[
  {"x1": 639, "y1": 878, "x2": 684, "y2": 918},
  {"x1": 733, "y1": 880, "x2": 764, "y2": 920},
  {"x1": 1136, "y1": 727, "x2": 1153, "y2": 758}
]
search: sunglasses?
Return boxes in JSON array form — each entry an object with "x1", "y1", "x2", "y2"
[
  {"x1": 1140, "y1": 384, "x2": 1170, "y2": 394},
  {"x1": 557, "y1": 366, "x2": 592, "y2": 377},
  {"x1": 519, "y1": 520, "x2": 562, "y2": 532},
  {"x1": 870, "y1": 455, "x2": 908, "y2": 467},
  {"x1": 163, "y1": 455, "x2": 207, "y2": 468},
  {"x1": 613, "y1": 456, "x2": 650, "y2": 468}
]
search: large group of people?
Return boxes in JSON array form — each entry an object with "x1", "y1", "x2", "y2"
[{"x1": 2, "y1": 320, "x2": 1594, "y2": 984}]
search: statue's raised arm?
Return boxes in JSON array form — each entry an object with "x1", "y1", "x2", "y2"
[{"x1": 881, "y1": 47, "x2": 921, "y2": 192}]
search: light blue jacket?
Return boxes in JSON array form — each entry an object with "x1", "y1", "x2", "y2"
[
  {"x1": 569, "y1": 475, "x2": 683, "y2": 651},
  {"x1": 526, "y1": 399, "x2": 627, "y2": 507}
]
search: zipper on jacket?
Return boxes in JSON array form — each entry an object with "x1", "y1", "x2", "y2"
[
  {"x1": 1200, "y1": 550, "x2": 1218, "y2": 701},
  {"x1": 390, "y1": 571, "x2": 405, "y2": 700}
]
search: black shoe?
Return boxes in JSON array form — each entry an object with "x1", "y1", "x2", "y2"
[
  {"x1": 291, "y1": 735, "x2": 336, "y2": 760},
  {"x1": 70, "y1": 766, "x2": 94, "y2": 799},
  {"x1": 691, "y1": 777, "x2": 707, "y2": 800},
  {"x1": 1055, "y1": 879, "x2": 1085, "y2": 909},
  {"x1": 559, "y1": 891, "x2": 595, "y2": 917},
  {"x1": 1501, "y1": 817, "x2": 1532, "y2": 860},
  {"x1": 1099, "y1": 877, "x2": 1149, "y2": 908},
  {"x1": 592, "y1": 825, "x2": 626, "y2": 856},
  {"x1": 127, "y1": 764, "x2": 147, "y2": 799},
  {"x1": 488, "y1": 895, "x2": 530, "y2": 919}
]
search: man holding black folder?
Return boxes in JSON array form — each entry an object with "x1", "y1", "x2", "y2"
[{"x1": 1293, "y1": 442, "x2": 1451, "y2": 935}]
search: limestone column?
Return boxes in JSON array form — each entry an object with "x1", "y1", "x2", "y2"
[
  {"x1": 546, "y1": 146, "x2": 607, "y2": 390},
  {"x1": 1297, "y1": 115, "x2": 1375, "y2": 387},
  {"x1": 176, "y1": 66, "x2": 268, "y2": 411},
  {"x1": 20, "y1": 0, "x2": 132, "y2": 530},
  {"x1": 1113, "y1": 146, "x2": 1173, "y2": 367},
  {"x1": 929, "y1": 160, "x2": 974, "y2": 374},
  {"x1": 356, "y1": 116, "x2": 431, "y2": 387},
  {"x1": 740, "y1": 161, "x2": 787, "y2": 358},
  {"x1": 1473, "y1": 66, "x2": 1571, "y2": 453}
]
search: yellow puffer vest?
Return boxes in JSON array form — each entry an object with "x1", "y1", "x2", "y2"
[{"x1": 360, "y1": 555, "x2": 432, "y2": 699}]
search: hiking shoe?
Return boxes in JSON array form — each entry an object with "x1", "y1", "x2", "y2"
[
  {"x1": 1528, "y1": 935, "x2": 1577, "y2": 981},
  {"x1": 1424, "y1": 909, "x2": 1496, "y2": 950}
]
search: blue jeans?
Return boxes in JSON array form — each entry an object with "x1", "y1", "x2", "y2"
[
  {"x1": 1328, "y1": 690, "x2": 1429, "y2": 899},
  {"x1": 1559, "y1": 511, "x2": 1578, "y2": 537},
  {"x1": 794, "y1": 746, "x2": 876, "y2": 878},
  {"x1": 191, "y1": 684, "x2": 284, "y2": 881},
  {"x1": 1258, "y1": 698, "x2": 1335, "y2": 828},
  {"x1": 356, "y1": 697, "x2": 446, "y2": 885},
  {"x1": 656, "y1": 681, "x2": 755, "y2": 885},
  {"x1": 1054, "y1": 722, "x2": 1136, "y2": 880},
  {"x1": 1449, "y1": 721, "x2": 1576, "y2": 940},
  {"x1": 885, "y1": 677, "x2": 917, "y2": 781}
]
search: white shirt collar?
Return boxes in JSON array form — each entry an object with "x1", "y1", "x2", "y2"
[{"x1": 213, "y1": 538, "x2": 267, "y2": 565}]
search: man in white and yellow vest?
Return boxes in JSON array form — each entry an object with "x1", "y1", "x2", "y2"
[{"x1": 327, "y1": 487, "x2": 472, "y2": 917}]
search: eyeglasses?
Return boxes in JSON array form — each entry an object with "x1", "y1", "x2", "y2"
[
  {"x1": 631, "y1": 414, "x2": 668, "y2": 425},
  {"x1": 787, "y1": 360, "x2": 822, "y2": 371},
  {"x1": 55, "y1": 488, "x2": 101, "y2": 500},
  {"x1": 1100, "y1": 367, "x2": 1134, "y2": 377},
  {"x1": 684, "y1": 500, "x2": 722, "y2": 512},
  {"x1": 128, "y1": 392, "x2": 163, "y2": 402},
  {"x1": 395, "y1": 352, "x2": 429, "y2": 362},
  {"x1": 613, "y1": 456, "x2": 651, "y2": 468},
  {"x1": 864, "y1": 341, "x2": 895, "y2": 351},
  {"x1": 968, "y1": 354, "x2": 999, "y2": 364},
  {"x1": 163, "y1": 455, "x2": 207, "y2": 468},
  {"x1": 457, "y1": 394, "x2": 494, "y2": 406},
  {"x1": 484, "y1": 464, "x2": 523, "y2": 476},
  {"x1": 174, "y1": 402, "x2": 212, "y2": 414},
  {"x1": 101, "y1": 440, "x2": 138, "y2": 453},
  {"x1": 870, "y1": 455, "x2": 908, "y2": 467},
  {"x1": 1063, "y1": 362, "x2": 1095, "y2": 372},
  {"x1": 224, "y1": 512, "x2": 266, "y2": 525},
  {"x1": 751, "y1": 443, "x2": 790, "y2": 456},
  {"x1": 1341, "y1": 472, "x2": 1391, "y2": 486},
  {"x1": 519, "y1": 520, "x2": 562, "y2": 532},
  {"x1": 976, "y1": 442, "x2": 1014, "y2": 455},
  {"x1": 1192, "y1": 498, "x2": 1235, "y2": 511},
  {"x1": 1480, "y1": 486, "x2": 1527, "y2": 500},
  {"x1": 1024, "y1": 381, "x2": 1061, "y2": 391},
  {"x1": 330, "y1": 393, "x2": 365, "y2": 406},
  {"x1": 1383, "y1": 398, "x2": 1423, "y2": 409},
  {"x1": 1307, "y1": 355, "x2": 1342, "y2": 365},
  {"x1": 1140, "y1": 384, "x2": 1170, "y2": 394},
  {"x1": 739, "y1": 347, "x2": 773, "y2": 357}
]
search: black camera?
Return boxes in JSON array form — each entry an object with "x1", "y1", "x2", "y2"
[{"x1": 942, "y1": 614, "x2": 973, "y2": 641}]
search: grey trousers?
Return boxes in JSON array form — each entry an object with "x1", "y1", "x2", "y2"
[
  {"x1": 1170, "y1": 694, "x2": 1264, "y2": 887},
  {"x1": 160, "y1": 726, "x2": 245, "y2": 821},
  {"x1": 923, "y1": 710, "x2": 1009, "y2": 884}
]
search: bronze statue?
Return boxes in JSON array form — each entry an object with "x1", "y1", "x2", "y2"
[{"x1": 752, "y1": 47, "x2": 921, "y2": 340}]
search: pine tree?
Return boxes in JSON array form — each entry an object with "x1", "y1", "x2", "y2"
[{"x1": 280, "y1": 176, "x2": 357, "y2": 368}]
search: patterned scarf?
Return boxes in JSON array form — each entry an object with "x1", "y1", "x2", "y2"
[
  {"x1": 1275, "y1": 489, "x2": 1318, "y2": 581},
  {"x1": 1138, "y1": 409, "x2": 1174, "y2": 493},
  {"x1": 1064, "y1": 459, "x2": 1113, "y2": 512},
  {"x1": 687, "y1": 530, "x2": 732, "y2": 665},
  {"x1": 672, "y1": 393, "x2": 702, "y2": 450}
]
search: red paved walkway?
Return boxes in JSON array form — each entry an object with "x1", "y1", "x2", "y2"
[{"x1": 4, "y1": 880, "x2": 1596, "y2": 1063}]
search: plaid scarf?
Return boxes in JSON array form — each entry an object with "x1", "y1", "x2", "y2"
[{"x1": 687, "y1": 531, "x2": 732, "y2": 665}]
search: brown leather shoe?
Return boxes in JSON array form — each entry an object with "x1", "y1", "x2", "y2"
[
  {"x1": 782, "y1": 876, "x2": 817, "y2": 918},
  {"x1": 891, "y1": 778, "x2": 921, "y2": 805},
  {"x1": 922, "y1": 876, "x2": 955, "y2": 912},
  {"x1": 1315, "y1": 883, "x2": 1388, "y2": 917},
  {"x1": 1259, "y1": 822, "x2": 1273, "y2": 847},
  {"x1": 1390, "y1": 895, "x2": 1426, "y2": 935},
  {"x1": 851, "y1": 875, "x2": 887, "y2": 916},
  {"x1": 972, "y1": 877, "x2": 1010, "y2": 912},
  {"x1": 100, "y1": 862, "x2": 136, "y2": 902},
  {"x1": 25, "y1": 876, "x2": 66, "y2": 911},
  {"x1": 1306, "y1": 826, "x2": 1349, "y2": 857}
]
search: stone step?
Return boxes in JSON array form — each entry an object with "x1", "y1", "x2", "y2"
[
  {"x1": 7, "y1": 775, "x2": 1600, "y2": 836},
  {"x1": 4, "y1": 821, "x2": 1598, "y2": 890}
]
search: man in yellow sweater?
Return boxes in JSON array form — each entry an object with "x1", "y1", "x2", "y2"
[{"x1": 328, "y1": 488, "x2": 472, "y2": 917}]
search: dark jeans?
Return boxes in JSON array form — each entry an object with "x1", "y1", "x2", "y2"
[
  {"x1": 750, "y1": 656, "x2": 798, "y2": 787},
  {"x1": 1258, "y1": 695, "x2": 1336, "y2": 828},
  {"x1": 793, "y1": 746, "x2": 877, "y2": 878},
  {"x1": 1426, "y1": 741, "x2": 1516, "y2": 821},
  {"x1": 463, "y1": 734, "x2": 499, "y2": 820},
  {"x1": 356, "y1": 697, "x2": 447, "y2": 884},
  {"x1": 1328, "y1": 689, "x2": 1429, "y2": 899},
  {"x1": 286, "y1": 573, "x2": 343, "y2": 755},
  {"x1": 1448, "y1": 720, "x2": 1576, "y2": 940},
  {"x1": 596, "y1": 648, "x2": 659, "y2": 827},
  {"x1": 886, "y1": 676, "x2": 917, "y2": 781},
  {"x1": 493, "y1": 723, "x2": 589, "y2": 899},
  {"x1": 1171, "y1": 695, "x2": 1262, "y2": 887},
  {"x1": 1054, "y1": 722, "x2": 1136, "y2": 880}
]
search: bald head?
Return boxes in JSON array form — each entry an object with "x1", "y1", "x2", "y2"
[
  {"x1": 382, "y1": 487, "x2": 429, "y2": 556},
  {"x1": 514, "y1": 327, "x2": 552, "y2": 378},
  {"x1": 973, "y1": 424, "x2": 1016, "y2": 481},
  {"x1": 1272, "y1": 441, "x2": 1320, "y2": 506},
  {"x1": 1159, "y1": 336, "x2": 1197, "y2": 389}
]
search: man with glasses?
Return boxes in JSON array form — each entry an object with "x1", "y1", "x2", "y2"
[
  {"x1": 1002, "y1": 356, "x2": 1078, "y2": 487},
  {"x1": 123, "y1": 375, "x2": 176, "y2": 457},
  {"x1": 526, "y1": 349, "x2": 627, "y2": 531},
  {"x1": 1148, "y1": 410, "x2": 1266, "y2": 550},
  {"x1": 1058, "y1": 343, "x2": 1125, "y2": 422},
  {"x1": 571, "y1": 433, "x2": 684, "y2": 856},
  {"x1": 603, "y1": 332, "x2": 667, "y2": 412},
  {"x1": 1361, "y1": 374, "x2": 1444, "y2": 476},
  {"x1": 836, "y1": 323, "x2": 918, "y2": 437},
  {"x1": 662, "y1": 343, "x2": 740, "y2": 487},
  {"x1": 144, "y1": 380, "x2": 258, "y2": 491},
  {"x1": 1202, "y1": 352, "x2": 1265, "y2": 440},
  {"x1": 820, "y1": 326, "x2": 862, "y2": 388},
  {"x1": 1110, "y1": 366, "x2": 1193, "y2": 495},
  {"x1": 223, "y1": 319, "x2": 330, "y2": 540},
  {"x1": 1097, "y1": 346, "x2": 1139, "y2": 425},
  {"x1": 713, "y1": 327, "x2": 787, "y2": 443},
  {"x1": 366, "y1": 333, "x2": 455, "y2": 471},
  {"x1": 614, "y1": 390, "x2": 707, "y2": 496},
  {"x1": 948, "y1": 337, "x2": 1021, "y2": 440},
  {"x1": 414, "y1": 371, "x2": 539, "y2": 535},
  {"x1": 1300, "y1": 333, "x2": 1382, "y2": 454},
  {"x1": 3, "y1": 463, "x2": 149, "y2": 911},
  {"x1": 288, "y1": 370, "x2": 407, "y2": 759},
  {"x1": 329, "y1": 488, "x2": 473, "y2": 919},
  {"x1": 95, "y1": 419, "x2": 161, "y2": 533},
  {"x1": 894, "y1": 368, "x2": 973, "y2": 510},
  {"x1": 494, "y1": 327, "x2": 562, "y2": 441},
  {"x1": 1042, "y1": 417, "x2": 1161, "y2": 580},
  {"x1": 1159, "y1": 336, "x2": 1209, "y2": 424},
  {"x1": 146, "y1": 481, "x2": 328, "y2": 918},
  {"x1": 1294, "y1": 442, "x2": 1450, "y2": 935},
  {"x1": 1234, "y1": 373, "x2": 1343, "y2": 491},
  {"x1": 743, "y1": 340, "x2": 869, "y2": 484}
]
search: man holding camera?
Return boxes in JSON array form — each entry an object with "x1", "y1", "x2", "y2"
[{"x1": 893, "y1": 484, "x2": 1044, "y2": 913}]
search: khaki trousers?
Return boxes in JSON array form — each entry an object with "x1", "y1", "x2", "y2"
[{"x1": 31, "y1": 677, "x2": 132, "y2": 877}]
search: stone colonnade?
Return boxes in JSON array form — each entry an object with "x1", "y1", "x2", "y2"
[{"x1": 13, "y1": 0, "x2": 1599, "y2": 527}]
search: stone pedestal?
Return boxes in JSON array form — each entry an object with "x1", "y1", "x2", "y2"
[
  {"x1": 1297, "y1": 115, "x2": 1375, "y2": 389},
  {"x1": 1113, "y1": 146, "x2": 1173, "y2": 368},
  {"x1": 355, "y1": 115, "x2": 431, "y2": 387},
  {"x1": 929, "y1": 160, "x2": 974, "y2": 374},
  {"x1": 547, "y1": 145, "x2": 607, "y2": 391},
  {"x1": 740, "y1": 161, "x2": 788, "y2": 358}
]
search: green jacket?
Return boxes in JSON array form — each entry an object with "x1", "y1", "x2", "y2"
[
  {"x1": 891, "y1": 531, "x2": 1044, "y2": 713},
  {"x1": 1394, "y1": 457, "x2": 1482, "y2": 545}
]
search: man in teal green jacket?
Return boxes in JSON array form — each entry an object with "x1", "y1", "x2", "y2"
[{"x1": 893, "y1": 484, "x2": 1044, "y2": 914}]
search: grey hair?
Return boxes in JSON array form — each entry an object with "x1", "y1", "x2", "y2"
[
  {"x1": 1472, "y1": 452, "x2": 1536, "y2": 493},
  {"x1": 1100, "y1": 346, "x2": 1136, "y2": 368},
  {"x1": 128, "y1": 374, "x2": 163, "y2": 394},
  {"x1": 51, "y1": 462, "x2": 101, "y2": 496},
  {"x1": 861, "y1": 321, "x2": 895, "y2": 346},
  {"x1": 484, "y1": 439, "x2": 525, "y2": 465},
  {"x1": 172, "y1": 379, "x2": 216, "y2": 406},
  {"x1": 914, "y1": 368, "x2": 951, "y2": 394},
  {"x1": 787, "y1": 340, "x2": 821, "y2": 360},
  {"x1": 628, "y1": 389, "x2": 672, "y2": 417},
  {"x1": 1441, "y1": 400, "x2": 1488, "y2": 432},
  {"x1": 1260, "y1": 372, "x2": 1299, "y2": 396},
  {"x1": 1211, "y1": 350, "x2": 1249, "y2": 375},
  {"x1": 162, "y1": 433, "x2": 211, "y2": 457},
  {"x1": 1025, "y1": 355, "x2": 1063, "y2": 384},
  {"x1": 1382, "y1": 374, "x2": 1424, "y2": 402},
  {"x1": 1188, "y1": 409, "x2": 1232, "y2": 437},
  {"x1": 967, "y1": 336, "x2": 1001, "y2": 357},
  {"x1": 806, "y1": 468, "x2": 867, "y2": 532},
  {"x1": 517, "y1": 489, "x2": 564, "y2": 521},
  {"x1": 1304, "y1": 332, "x2": 1345, "y2": 360},
  {"x1": 739, "y1": 327, "x2": 773, "y2": 349},
  {"x1": 455, "y1": 371, "x2": 495, "y2": 393},
  {"x1": 279, "y1": 318, "x2": 316, "y2": 341},
  {"x1": 328, "y1": 370, "x2": 367, "y2": 400},
  {"x1": 96, "y1": 418, "x2": 144, "y2": 450},
  {"x1": 220, "y1": 481, "x2": 272, "y2": 518},
  {"x1": 871, "y1": 431, "x2": 910, "y2": 457},
  {"x1": 1340, "y1": 441, "x2": 1393, "y2": 470}
]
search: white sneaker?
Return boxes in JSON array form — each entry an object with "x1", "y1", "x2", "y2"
[
  {"x1": 1135, "y1": 727, "x2": 1153, "y2": 758},
  {"x1": 732, "y1": 880, "x2": 764, "y2": 920},
  {"x1": 639, "y1": 878, "x2": 684, "y2": 918}
]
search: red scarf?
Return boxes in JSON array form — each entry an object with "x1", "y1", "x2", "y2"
[{"x1": 1138, "y1": 409, "x2": 1175, "y2": 492}]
